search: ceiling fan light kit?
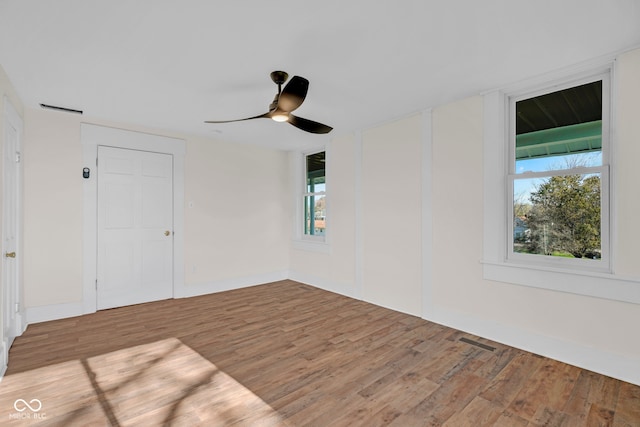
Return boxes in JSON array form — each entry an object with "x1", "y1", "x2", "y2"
[
  {"x1": 271, "y1": 113, "x2": 289, "y2": 122},
  {"x1": 205, "y1": 71, "x2": 332, "y2": 134}
]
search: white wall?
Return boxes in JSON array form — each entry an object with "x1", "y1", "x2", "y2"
[
  {"x1": 290, "y1": 115, "x2": 424, "y2": 317},
  {"x1": 289, "y1": 133, "x2": 358, "y2": 297},
  {"x1": 23, "y1": 108, "x2": 83, "y2": 307},
  {"x1": 430, "y1": 97, "x2": 484, "y2": 314},
  {"x1": 361, "y1": 115, "x2": 422, "y2": 315},
  {"x1": 430, "y1": 95, "x2": 640, "y2": 383},
  {"x1": 290, "y1": 48, "x2": 640, "y2": 385},
  {"x1": 22, "y1": 109, "x2": 291, "y2": 314},
  {"x1": 183, "y1": 134, "x2": 290, "y2": 292},
  {"x1": 613, "y1": 48, "x2": 640, "y2": 276}
]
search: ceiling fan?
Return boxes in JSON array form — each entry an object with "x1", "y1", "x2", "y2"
[{"x1": 205, "y1": 71, "x2": 332, "y2": 134}]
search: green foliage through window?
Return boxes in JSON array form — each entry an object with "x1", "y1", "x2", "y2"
[{"x1": 514, "y1": 174, "x2": 601, "y2": 259}]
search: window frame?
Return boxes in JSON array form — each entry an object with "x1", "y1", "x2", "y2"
[
  {"x1": 506, "y1": 72, "x2": 611, "y2": 273},
  {"x1": 481, "y1": 59, "x2": 640, "y2": 305},
  {"x1": 303, "y1": 149, "x2": 327, "y2": 241},
  {"x1": 292, "y1": 147, "x2": 330, "y2": 252}
]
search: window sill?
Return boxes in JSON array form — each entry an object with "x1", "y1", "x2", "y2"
[
  {"x1": 292, "y1": 239, "x2": 331, "y2": 254},
  {"x1": 482, "y1": 260, "x2": 640, "y2": 305}
]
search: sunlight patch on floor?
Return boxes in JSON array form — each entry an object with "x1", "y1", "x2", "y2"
[{"x1": 0, "y1": 338, "x2": 287, "y2": 426}]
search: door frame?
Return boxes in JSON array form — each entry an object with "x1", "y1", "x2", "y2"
[
  {"x1": 1, "y1": 96, "x2": 24, "y2": 371},
  {"x1": 81, "y1": 124, "x2": 185, "y2": 314}
]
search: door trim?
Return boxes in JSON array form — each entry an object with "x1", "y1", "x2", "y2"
[
  {"x1": 81, "y1": 124, "x2": 185, "y2": 314},
  {"x1": 2, "y1": 96, "x2": 24, "y2": 372}
]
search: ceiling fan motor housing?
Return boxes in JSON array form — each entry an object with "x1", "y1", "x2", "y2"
[{"x1": 270, "y1": 71, "x2": 289, "y2": 85}]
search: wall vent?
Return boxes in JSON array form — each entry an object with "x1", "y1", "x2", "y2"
[{"x1": 40, "y1": 103, "x2": 83, "y2": 115}]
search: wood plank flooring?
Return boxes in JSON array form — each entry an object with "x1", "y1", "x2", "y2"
[{"x1": 1, "y1": 280, "x2": 638, "y2": 426}]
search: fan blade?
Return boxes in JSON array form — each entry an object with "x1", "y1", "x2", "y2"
[
  {"x1": 277, "y1": 76, "x2": 308, "y2": 112},
  {"x1": 205, "y1": 112, "x2": 270, "y2": 124},
  {"x1": 289, "y1": 115, "x2": 333, "y2": 134}
]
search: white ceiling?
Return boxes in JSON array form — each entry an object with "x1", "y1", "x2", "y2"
[{"x1": 1, "y1": 1, "x2": 639, "y2": 151}]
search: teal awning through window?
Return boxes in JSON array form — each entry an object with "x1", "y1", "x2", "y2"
[{"x1": 515, "y1": 120, "x2": 601, "y2": 161}]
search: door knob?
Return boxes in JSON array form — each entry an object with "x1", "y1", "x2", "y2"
[
  {"x1": 5, "y1": 252, "x2": 16, "y2": 258},
  {"x1": 164, "y1": 230, "x2": 171, "y2": 236}
]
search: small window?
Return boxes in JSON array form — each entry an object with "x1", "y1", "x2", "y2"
[
  {"x1": 508, "y1": 76, "x2": 609, "y2": 268},
  {"x1": 303, "y1": 151, "x2": 326, "y2": 238}
]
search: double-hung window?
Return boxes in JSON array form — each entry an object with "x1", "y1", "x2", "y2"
[
  {"x1": 483, "y1": 61, "x2": 640, "y2": 303},
  {"x1": 507, "y1": 73, "x2": 610, "y2": 271}
]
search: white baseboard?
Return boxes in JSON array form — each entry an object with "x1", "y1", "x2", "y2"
[
  {"x1": 288, "y1": 270, "x2": 357, "y2": 300},
  {"x1": 425, "y1": 306, "x2": 640, "y2": 387},
  {"x1": 24, "y1": 271, "x2": 290, "y2": 326},
  {"x1": 175, "y1": 270, "x2": 289, "y2": 299},
  {"x1": 17, "y1": 312, "x2": 26, "y2": 336},
  {"x1": 25, "y1": 301, "x2": 85, "y2": 325}
]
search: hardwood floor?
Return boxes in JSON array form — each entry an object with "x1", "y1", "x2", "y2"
[{"x1": 1, "y1": 280, "x2": 638, "y2": 426}]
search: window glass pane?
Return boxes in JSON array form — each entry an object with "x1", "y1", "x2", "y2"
[
  {"x1": 306, "y1": 151, "x2": 325, "y2": 192},
  {"x1": 516, "y1": 152, "x2": 601, "y2": 174},
  {"x1": 304, "y1": 194, "x2": 326, "y2": 236},
  {"x1": 513, "y1": 174, "x2": 601, "y2": 259},
  {"x1": 515, "y1": 81, "x2": 602, "y2": 174}
]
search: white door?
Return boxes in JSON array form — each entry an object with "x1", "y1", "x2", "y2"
[
  {"x1": 2, "y1": 98, "x2": 23, "y2": 365},
  {"x1": 97, "y1": 146, "x2": 174, "y2": 310}
]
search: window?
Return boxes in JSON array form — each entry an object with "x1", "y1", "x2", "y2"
[
  {"x1": 483, "y1": 61, "x2": 640, "y2": 304},
  {"x1": 508, "y1": 74, "x2": 609, "y2": 271},
  {"x1": 303, "y1": 150, "x2": 326, "y2": 239}
]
